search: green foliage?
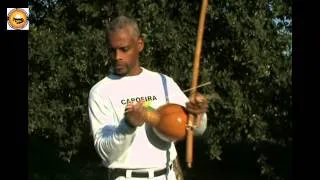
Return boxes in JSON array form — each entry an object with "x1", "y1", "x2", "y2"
[
  {"x1": 28, "y1": 4, "x2": 109, "y2": 161},
  {"x1": 29, "y1": 0, "x2": 291, "y2": 179}
]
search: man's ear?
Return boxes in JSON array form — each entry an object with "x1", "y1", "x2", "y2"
[{"x1": 137, "y1": 37, "x2": 144, "y2": 52}]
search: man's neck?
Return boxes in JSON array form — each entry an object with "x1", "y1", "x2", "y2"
[
  {"x1": 116, "y1": 66, "x2": 142, "y2": 77},
  {"x1": 128, "y1": 67, "x2": 143, "y2": 76}
]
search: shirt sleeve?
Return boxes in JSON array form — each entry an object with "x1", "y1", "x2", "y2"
[
  {"x1": 166, "y1": 77, "x2": 208, "y2": 136},
  {"x1": 88, "y1": 89, "x2": 137, "y2": 165}
]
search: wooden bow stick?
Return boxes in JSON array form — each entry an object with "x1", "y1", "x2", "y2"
[{"x1": 186, "y1": 0, "x2": 209, "y2": 168}]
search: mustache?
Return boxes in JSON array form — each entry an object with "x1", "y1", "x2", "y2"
[
  {"x1": 114, "y1": 63, "x2": 126, "y2": 67},
  {"x1": 110, "y1": 61, "x2": 125, "y2": 66}
]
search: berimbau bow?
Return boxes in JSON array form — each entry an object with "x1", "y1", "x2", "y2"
[{"x1": 186, "y1": 0, "x2": 209, "y2": 168}]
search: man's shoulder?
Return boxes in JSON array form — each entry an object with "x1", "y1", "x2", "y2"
[
  {"x1": 89, "y1": 75, "x2": 114, "y2": 96},
  {"x1": 142, "y1": 67, "x2": 174, "y2": 80}
]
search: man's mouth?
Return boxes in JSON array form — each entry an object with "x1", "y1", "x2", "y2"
[{"x1": 115, "y1": 65, "x2": 123, "y2": 69}]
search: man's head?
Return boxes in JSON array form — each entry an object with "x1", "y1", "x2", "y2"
[{"x1": 107, "y1": 15, "x2": 144, "y2": 76}]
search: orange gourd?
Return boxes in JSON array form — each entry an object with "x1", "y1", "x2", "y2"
[{"x1": 145, "y1": 103, "x2": 188, "y2": 141}]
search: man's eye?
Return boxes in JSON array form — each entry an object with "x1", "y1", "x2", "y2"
[{"x1": 122, "y1": 48, "x2": 129, "y2": 52}]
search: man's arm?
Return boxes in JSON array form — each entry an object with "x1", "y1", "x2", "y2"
[
  {"x1": 88, "y1": 90, "x2": 136, "y2": 164},
  {"x1": 166, "y1": 77, "x2": 208, "y2": 135}
]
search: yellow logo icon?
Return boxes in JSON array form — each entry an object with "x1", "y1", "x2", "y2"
[{"x1": 7, "y1": 8, "x2": 29, "y2": 30}]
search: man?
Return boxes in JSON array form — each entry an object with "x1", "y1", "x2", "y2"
[{"x1": 88, "y1": 15, "x2": 209, "y2": 180}]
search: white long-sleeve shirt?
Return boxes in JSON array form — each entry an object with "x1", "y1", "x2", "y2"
[{"x1": 88, "y1": 67, "x2": 207, "y2": 169}]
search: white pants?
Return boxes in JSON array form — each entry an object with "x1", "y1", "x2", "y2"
[{"x1": 110, "y1": 168, "x2": 176, "y2": 180}]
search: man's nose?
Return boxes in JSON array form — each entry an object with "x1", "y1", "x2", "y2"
[{"x1": 114, "y1": 49, "x2": 123, "y2": 61}]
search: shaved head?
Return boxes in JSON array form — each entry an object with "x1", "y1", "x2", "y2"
[{"x1": 107, "y1": 15, "x2": 141, "y2": 39}]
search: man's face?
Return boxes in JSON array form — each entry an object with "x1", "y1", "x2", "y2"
[{"x1": 108, "y1": 26, "x2": 144, "y2": 76}]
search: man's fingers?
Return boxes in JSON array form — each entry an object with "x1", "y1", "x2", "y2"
[
  {"x1": 137, "y1": 120, "x2": 145, "y2": 126},
  {"x1": 127, "y1": 101, "x2": 143, "y2": 112},
  {"x1": 195, "y1": 95, "x2": 207, "y2": 103},
  {"x1": 188, "y1": 108, "x2": 207, "y2": 114},
  {"x1": 125, "y1": 102, "x2": 136, "y2": 112},
  {"x1": 194, "y1": 113, "x2": 204, "y2": 127},
  {"x1": 186, "y1": 99, "x2": 208, "y2": 114},
  {"x1": 199, "y1": 103, "x2": 209, "y2": 109},
  {"x1": 187, "y1": 101, "x2": 208, "y2": 110},
  {"x1": 124, "y1": 100, "x2": 147, "y2": 127}
]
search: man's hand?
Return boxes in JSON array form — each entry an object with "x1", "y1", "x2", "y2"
[
  {"x1": 186, "y1": 93, "x2": 209, "y2": 127},
  {"x1": 124, "y1": 101, "x2": 146, "y2": 127},
  {"x1": 186, "y1": 93, "x2": 209, "y2": 114}
]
